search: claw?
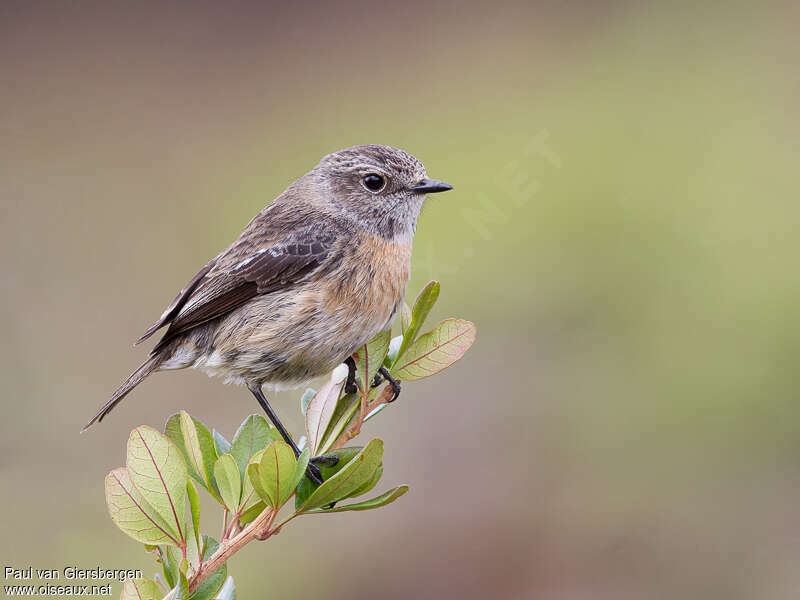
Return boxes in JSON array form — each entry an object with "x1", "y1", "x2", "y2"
[
  {"x1": 310, "y1": 455, "x2": 340, "y2": 467},
  {"x1": 344, "y1": 356, "x2": 358, "y2": 394},
  {"x1": 377, "y1": 366, "x2": 401, "y2": 402},
  {"x1": 306, "y1": 462, "x2": 323, "y2": 485}
]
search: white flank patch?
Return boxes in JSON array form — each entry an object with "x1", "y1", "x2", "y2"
[
  {"x1": 160, "y1": 347, "x2": 194, "y2": 370},
  {"x1": 204, "y1": 349, "x2": 226, "y2": 368},
  {"x1": 262, "y1": 380, "x2": 309, "y2": 392}
]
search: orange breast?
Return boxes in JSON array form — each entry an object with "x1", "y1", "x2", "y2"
[{"x1": 324, "y1": 233, "x2": 412, "y2": 329}]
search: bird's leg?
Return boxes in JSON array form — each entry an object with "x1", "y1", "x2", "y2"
[
  {"x1": 247, "y1": 384, "x2": 324, "y2": 485},
  {"x1": 371, "y1": 366, "x2": 401, "y2": 402},
  {"x1": 344, "y1": 356, "x2": 358, "y2": 395}
]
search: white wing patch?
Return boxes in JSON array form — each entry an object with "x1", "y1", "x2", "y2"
[{"x1": 234, "y1": 248, "x2": 270, "y2": 270}]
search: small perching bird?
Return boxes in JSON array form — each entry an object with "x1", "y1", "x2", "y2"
[{"x1": 84, "y1": 144, "x2": 452, "y2": 483}]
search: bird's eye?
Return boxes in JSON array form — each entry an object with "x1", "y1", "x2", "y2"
[{"x1": 362, "y1": 173, "x2": 386, "y2": 193}]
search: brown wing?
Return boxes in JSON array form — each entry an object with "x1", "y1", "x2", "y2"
[{"x1": 138, "y1": 223, "x2": 341, "y2": 349}]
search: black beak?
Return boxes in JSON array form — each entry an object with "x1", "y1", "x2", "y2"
[{"x1": 411, "y1": 178, "x2": 453, "y2": 194}]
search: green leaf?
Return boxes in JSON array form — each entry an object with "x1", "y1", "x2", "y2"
[
  {"x1": 353, "y1": 329, "x2": 392, "y2": 392},
  {"x1": 299, "y1": 388, "x2": 315, "y2": 415},
  {"x1": 165, "y1": 414, "x2": 220, "y2": 501},
  {"x1": 214, "y1": 576, "x2": 236, "y2": 600},
  {"x1": 185, "y1": 522, "x2": 200, "y2": 573},
  {"x1": 213, "y1": 430, "x2": 231, "y2": 457},
  {"x1": 105, "y1": 468, "x2": 178, "y2": 546},
  {"x1": 246, "y1": 441, "x2": 297, "y2": 508},
  {"x1": 230, "y1": 415, "x2": 279, "y2": 477},
  {"x1": 308, "y1": 485, "x2": 409, "y2": 513},
  {"x1": 393, "y1": 281, "x2": 440, "y2": 365},
  {"x1": 287, "y1": 448, "x2": 310, "y2": 500},
  {"x1": 190, "y1": 536, "x2": 227, "y2": 600},
  {"x1": 161, "y1": 545, "x2": 182, "y2": 589},
  {"x1": 180, "y1": 412, "x2": 220, "y2": 499},
  {"x1": 213, "y1": 454, "x2": 241, "y2": 513},
  {"x1": 237, "y1": 500, "x2": 266, "y2": 524},
  {"x1": 297, "y1": 439, "x2": 384, "y2": 512},
  {"x1": 236, "y1": 464, "x2": 264, "y2": 522},
  {"x1": 400, "y1": 301, "x2": 412, "y2": 335},
  {"x1": 348, "y1": 464, "x2": 383, "y2": 499},
  {"x1": 305, "y1": 372, "x2": 345, "y2": 455},
  {"x1": 294, "y1": 446, "x2": 363, "y2": 509},
  {"x1": 186, "y1": 480, "x2": 201, "y2": 560},
  {"x1": 164, "y1": 415, "x2": 193, "y2": 475},
  {"x1": 172, "y1": 571, "x2": 189, "y2": 600},
  {"x1": 120, "y1": 577, "x2": 160, "y2": 600},
  {"x1": 316, "y1": 393, "x2": 360, "y2": 455},
  {"x1": 125, "y1": 426, "x2": 188, "y2": 546},
  {"x1": 391, "y1": 318, "x2": 476, "y2": 380}
]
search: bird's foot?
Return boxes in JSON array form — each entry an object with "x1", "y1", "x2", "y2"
[
  {"x1": 310, "y1": 454, "x2": 340, "y2": 467},
  {"x1": 305, "y1": 462, "x2": 324, "y2": 486},
  {"x1": 371, "y1": 366, "x2": 401, "y2": 402},
  {"x1": 304, "y1": 454, "x2": 339, "y2": 485},
  {"x1": 344, "y1": 356, "x2": 358, "y2": 395}
]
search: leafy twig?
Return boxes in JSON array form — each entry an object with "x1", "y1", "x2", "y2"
[{"x1": 105, "y1": 281, "x2": 476, "y2": 600}]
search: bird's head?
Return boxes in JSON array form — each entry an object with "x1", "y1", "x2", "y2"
[{"x1": 312, "y1": 144, "x2": 452, "y2": 240}]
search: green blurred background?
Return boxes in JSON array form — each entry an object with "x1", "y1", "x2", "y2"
[{"x1": 2, "y1": 1, "x2": 799, "y2": 598}]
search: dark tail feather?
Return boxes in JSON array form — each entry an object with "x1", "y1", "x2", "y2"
[{"x1": 82, "y1": 354, "x2": 162, "y2": 431}]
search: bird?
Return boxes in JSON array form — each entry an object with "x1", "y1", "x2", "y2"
[{"x1": 84, "y1": 144, "x2": 453, "y2": 483}]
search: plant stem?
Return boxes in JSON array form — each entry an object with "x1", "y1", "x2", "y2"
[
  {"x1": 221, "y1": 508, "x2": 229, "y2": 541},
  {"x1": 330, "y1": 384, "x2": 395, "y2": 450},
  {"x1": 179, "y1": 507, "x2": 274, "y2": 597}
]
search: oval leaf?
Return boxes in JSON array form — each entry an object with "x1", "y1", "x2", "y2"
[
  {"x1": 126, "y1": 426, "x2": 187, "y2": 546},
  {"x1": 213, "y1": 453, "x2": 242, "y2": 513},
  {"x1": 212, "y1": 430, "x2": 232, "y2": 457},
  {"x1": 164, "y1": 415, "x2": 194, "y2": 477},
  {"x1": 305, "y1": 374, "x2": 345, "y2": 455},
  {"x1": 287, "y1": 448, "x2": 311, "y2": 500},
  {"x1": 391, "y1": 318, "x2": 476, "y2": 381},
  {"x1": 353, "y1": 329, "x2": 392, "y2": 392},
  {"x1": 238, "y1": 499, "x2": 267, "y2": 524},
  {"x1": 120, "y1": 576, "x2": 160, "y2": 600},
  {"x1": 348, "y1": 464, "x2": 383, "y2": 499},
  {"x1": 178, "y1": 412, "x2": 219, "y2": 499},
  {"x1": 230, "y1": 415, "x2": 279, "y2": 477},
  {"x1": 400, "y1": 301, "x2": 412, "y2": 335},
  {"x1": 247, "y1": 441, "x2": 298, "y2": 508},
  {"x1": 298, "y1": 439, "x2": 384, "y2": 512},
  {"x1": 187, "y1": 480, "x2": 201, "y2": 558},
  {"x1": 317, "y1": 393, "x2": 360, "y2": 455},
  {"x1": 236, "y1": 467, "x2": 264, "y2": 519},
  {"x1": 309, "y1": 485, "x2": 409, "y2": 513},
  {"x1": 164, "y1": 414, "x2": 219, "y2": 501},
  {"x1": 105, "y1": 467, "x2": 180, "y2": 546},
  {"x1": 171, "y1": 571, "x2": 188, "y2": 600},
  {"x1": 160, "y1": 545, "x2": 181, "y2": 588},
  {"x1": 393, "y1": 281, "x2": 440, "y2": 365}
]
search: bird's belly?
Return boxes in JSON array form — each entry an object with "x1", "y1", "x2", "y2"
[
  {"x1": 197, "y1": 235, "x2": 411, "y2": 386},
  {"x1": 202, "y1": 284, "x2": 403, "y2": 386}
]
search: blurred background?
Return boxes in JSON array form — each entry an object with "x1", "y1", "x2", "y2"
[{"x1": 2, "y1": 1, "x2": 799, "y2": 598}]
